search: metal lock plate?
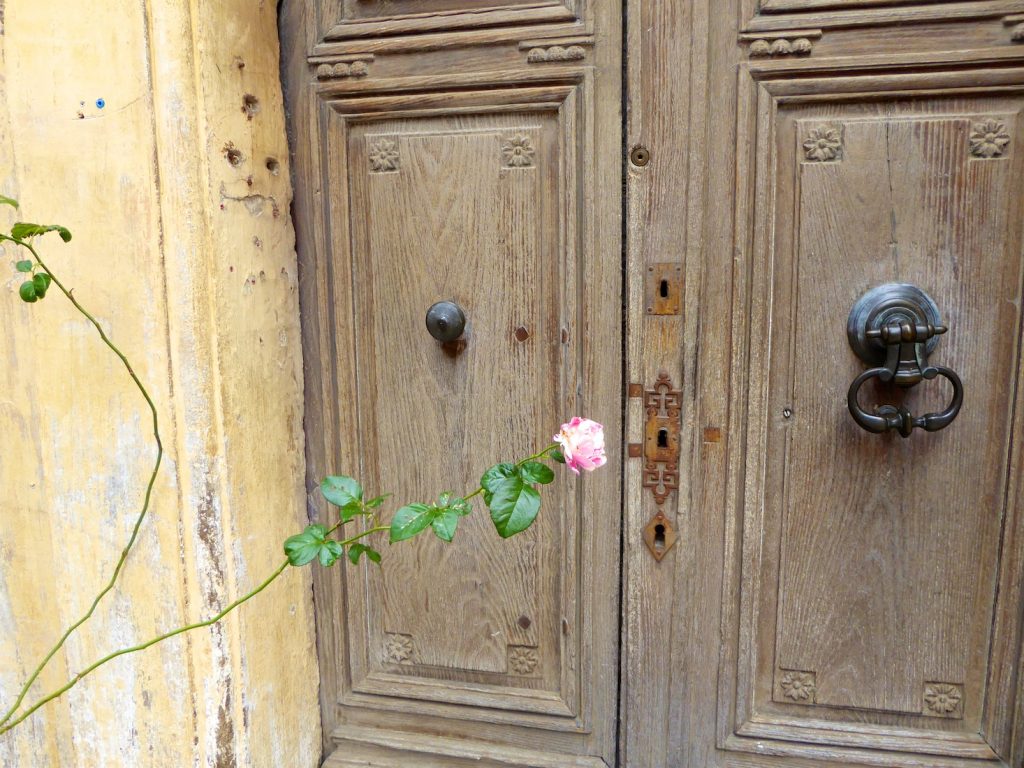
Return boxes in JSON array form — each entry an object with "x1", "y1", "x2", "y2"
[{"x1": 645, "y1": 263, "x2": 682, "y2": 316}]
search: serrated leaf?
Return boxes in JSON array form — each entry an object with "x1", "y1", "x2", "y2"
[
  {"x1": 449, "y1": 497, "x2": 471, "y2": 517},
  {"x1": 321, "y1": 476, "x2": 364, "y2": 521},
  {"x1": 364, "y1": 494, "x2": 390, "y2": 509},
  {"x1": 348, "y1": 542, "x2": 382, "y2": 565},
  {"x1": 431, "y1": 509, "x2": 460, "y2": 543},
  {"x1": 319, "y1": 539, "x2": 344, "y2": 567},
  {"x1": 390, "y1": 503, "x2": 434, "y2": 543},
  {"x1": 283, "y1": 523, "x2": 330, "y2": 567},
  {"x1": 488, "y1": 477, "x2": 541, "y2": 538},
  {"x1": 18, "y1": 280, "x2": 37, "y2": 303},
  {"x1": 481, "y1": 462, "x2": 518, "y2": 507},
  {"x1": 11, "y1": 222, "x2": 72, "y2": 243},
  {"x1": 519, "y1": 461, "x2": 555, "y2": 485},
  {"x1": 15, "y1": 260, "x2": 32, "y2": 273},
  {"x1": 0, "y1": 195, "x2": 18, "y2": 208}
]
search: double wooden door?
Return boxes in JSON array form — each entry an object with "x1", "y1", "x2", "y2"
[{"x1": 283, "y1": 1, "x2": 1024, "y2": 765}]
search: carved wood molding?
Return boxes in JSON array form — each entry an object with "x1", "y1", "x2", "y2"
[
  {"x1": 519, "y1": 35, "x2": 595, "y2": 64},
  {"x1": 314, "y1": 54, "x2": 374, "y2": 80},
  {"x1": 740, "y1": 30, "x2": 821, "y2": 58}
]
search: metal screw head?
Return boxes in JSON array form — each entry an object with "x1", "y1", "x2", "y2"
[{"x1": 630, "y1": 146, "x2": 650, "y2": 167}]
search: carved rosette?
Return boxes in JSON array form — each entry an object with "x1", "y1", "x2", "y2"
[
  {"x1": 969, "y1": 119, "x2": 1011, "y2": 159},
  {"x1": 507, "y1": 645, "x2": 540, "y2": 676},
  {"x1": 778, "y1": 670, "x2": 816, "y2": 703},
  {"x1": 368, "y1": 138, "x2": 400, "y2": 173},
  {"x1": 383, "y1": 632, "x2": 414, "y2": 664},
  {"x1": 802, "y1": 126, "x2": 843, "y2": 163},
  {"x1": 501, "y1": 134, "x2": 536, "y2": 169},
  {"x1": 922, "y1": 682, "x2": 963, "y2": 718}
]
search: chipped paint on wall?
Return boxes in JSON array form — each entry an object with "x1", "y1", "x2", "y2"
[{"x1": 0, "y1": 0, "x2": 320, "y2": 765}]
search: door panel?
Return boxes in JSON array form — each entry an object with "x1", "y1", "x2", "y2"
[
  {"x1": 283, "y1": 1, "x2": 621, "y2": 765},
  {"x1": 626, "y1": 1, "x2": 1024, "y2": 766},
  {"x1": 732, "y1": 84, "x2": 1024, "y2": 762}
]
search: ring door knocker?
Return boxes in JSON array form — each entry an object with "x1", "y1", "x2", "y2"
[{"x1": 846, "y1": 283, "x2": 963, "y2": 438}]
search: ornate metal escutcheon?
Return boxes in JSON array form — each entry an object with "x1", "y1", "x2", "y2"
[{"x1": 846, "y1": 283, "x2": 963, "y2": 438}]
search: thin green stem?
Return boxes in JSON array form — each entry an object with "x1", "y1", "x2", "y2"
[
  {"x1": 0, "y1": 524, "x2": 388, "y2": 736},
  {"x1": 0, "y1": 239, "x2": 163, "y2": 728}
]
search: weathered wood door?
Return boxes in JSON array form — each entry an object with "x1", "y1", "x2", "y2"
[
  {"x1": 282, "y1": 1, "x2": 622, "y2": 765},
  {"x1": 621, "y1": 1, "x2": 1024, "y2": 766},
  {"x1": 284, "y1": 0, "x2": 1024, "y2": 765}
]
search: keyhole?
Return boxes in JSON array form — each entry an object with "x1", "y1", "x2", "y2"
[
  {"x1": 654, "y1": 523, "x2": 666, "y2": 552},
  {"x1": 659, "y1": 279, "x2": 669, "y2": 299},
  {"x1": 657, "y1": 428, "x2": 668, "y2": 448}
]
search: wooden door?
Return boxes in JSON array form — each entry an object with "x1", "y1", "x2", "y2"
[
  {"x1": 623, "y1": 1, "x2": 1024, "y2": 766},
  {"x1": 281, "y1": 2, "x2": 622, "y2": 766}
]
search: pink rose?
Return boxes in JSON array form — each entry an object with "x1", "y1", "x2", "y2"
[{"x1": 553, "y1": 417, "x2": 607, "y2": 475}]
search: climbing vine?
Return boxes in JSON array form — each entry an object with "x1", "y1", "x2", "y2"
[{"x1": 0, "y1": 196, "x2": 607, "y2": 738}]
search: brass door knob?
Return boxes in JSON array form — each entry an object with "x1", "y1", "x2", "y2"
[{"x1": 425, "y1": 301, "x2": 466, "y2": 343}]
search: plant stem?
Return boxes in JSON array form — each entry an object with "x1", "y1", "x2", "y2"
[
  {"x1": 0, "y1": 239, "x2": 163, "y2": 728},
  {"x1": 0, "y1": 524, "x2": 387, "y2": 736}
]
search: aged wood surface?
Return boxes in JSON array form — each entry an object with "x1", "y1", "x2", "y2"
[
  {"x1": 283, "y1": 0, "x2": 621, "y2": 764},
  {"x1": 625, "y1": 0, "x2": 1024, "y2": 766}
]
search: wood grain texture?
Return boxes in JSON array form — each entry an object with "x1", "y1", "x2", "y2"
[
  {"x1": 282, "y1": 0, "x2": 621, "y2": 763},
  {"x1": 627, "y1": 0, "x2": 1024, "y2": 766}
]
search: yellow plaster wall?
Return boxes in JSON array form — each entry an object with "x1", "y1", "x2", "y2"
[{"x1": 0, "y1": 1, "x2": 321, "y2": 765}]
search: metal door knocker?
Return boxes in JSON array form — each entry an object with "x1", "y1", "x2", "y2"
[{"x1": 846, "y1": 283, "x2": 963, "y2": 438}]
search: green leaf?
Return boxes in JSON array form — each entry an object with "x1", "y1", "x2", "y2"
[
  {"x1": 488, "y1": 477, "x2": 541, "y2": 538},
  {"x1": 449, "y1": 497, "x2": 472, "y2": 517},
  {"x1": 32, "y1": 273, "x2": 49, "y2": 299},
  {"x1": 549, "y1": 448, "x2": 565, "y2": 464},
  {"x1": 431, "y1": 509, "x2": 460, "y2": 543},
  {"x1": 481, "y1": 462, "x2": 518, "y2": 506},
  {"x1": 319, "y1": 539, "x2": 344, "y2": 567},
  {"x1": 321, "y1": 476, "x2": 364, "y2": 521},
  {"x1": 348, "y1": 542, "x2": 382, "y2": 565},
  {"x1": 18, "y1": 280, "x2": 37, "y2": 303},
  {"x1": 0, "y1": 195, "x2": 18, "y2": 209},
  {"x1": 10, "y1": 222, "x2": 72, "y2": 243},
  {"x1": 15, "y1": 260, "x2": 32, "y2": 273},
  {"x1": 364, "y1": 494, "x2": 390, "y2": 509},
  {"x1": 284, "y1": 523, "x2": 330, "y2": 567},
  {"x1": 390, "y1": 503, "x2": 434, "y2": 543},
  {"x1": 519, "y1": 461, "x2": 555, "y2": 485}
]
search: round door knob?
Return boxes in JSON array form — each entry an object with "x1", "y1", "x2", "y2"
[{"x1": 425, "y1": 301, "x2": 466, "y2": 342}]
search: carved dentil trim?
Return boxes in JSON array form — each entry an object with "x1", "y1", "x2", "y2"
[
  {"x1": 316, "y1": 61, "x2": 369, "y2": 80},
  {"x1": 368, "y1": 139, "x2": 400, "y2": 173},
  {"x1": 527, "y1": 45, "x2": 586, "y2": 63},
  {"x1": 803, "y1": 126, "x2": 843, "y2": 163},
  {"x1": 383, "y1": 633, "x2": 414, "y2": 664},
  {"x1": 749, "y1": 37, "x2": 813, "y2": 57},
  {"x1": 969, "y1": 119, "x2": 1011, "y2": 159},
  {"x1": 507, "y1": 645, "x2": 540, "y2": 675}
]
